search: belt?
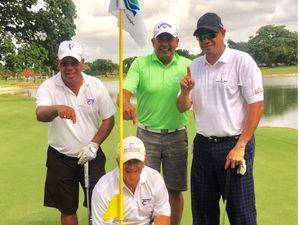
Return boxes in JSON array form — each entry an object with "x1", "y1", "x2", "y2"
[
  {"x1": 197, "y1": 133, "x2": 240, "y2": 143},
  {"x1": 138, "y1": 124, "x2": 185, "y2": 134}
]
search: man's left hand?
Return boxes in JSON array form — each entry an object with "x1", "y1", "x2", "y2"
[
  {"x1": 224, "y1": 144, "x2": 245, "y2": 170},
  {"x1": 77, "y1": 142, "x2": 99, "y2": 165}
]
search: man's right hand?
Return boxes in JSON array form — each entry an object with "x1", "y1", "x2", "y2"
[
  {"x1": 180, "y1": 67, "x2": 195, "y2": 95},
  {"x1": 123, "y1": 102, "x2": 137, "y2": 124},
  {"x1": 56, "y1": 105, "x2": 76, "y2": 123}
]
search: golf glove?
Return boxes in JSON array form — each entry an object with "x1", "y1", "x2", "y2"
[
  {"x1": 77, "y1": 142, "x2": 98, "y2": 165},
  {"x1": 237, "y1": 159, "x2": 247, "y2": 175}
]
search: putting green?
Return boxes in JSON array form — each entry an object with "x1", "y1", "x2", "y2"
[{"x1": 0, "y1": 95, "x2": 297, "y2": 225}]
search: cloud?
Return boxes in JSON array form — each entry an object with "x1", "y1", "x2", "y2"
[{"x1": 72, "y1": 0, "x2": 297, "y2": 62}]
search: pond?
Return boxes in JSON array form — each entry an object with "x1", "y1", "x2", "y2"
[
  {"x1": 11, "y1": 76, "x2": 297, "y2": 129},
  {"x1": 103, "y1": 77, "x2": 298, "y2": 129},
  {"x1": 259, "y1": 77, "x2": 297, "y2": 129}
]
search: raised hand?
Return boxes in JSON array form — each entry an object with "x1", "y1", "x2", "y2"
[{"x1": 180, "y1": 67, "x2": 195, "y2": 95}]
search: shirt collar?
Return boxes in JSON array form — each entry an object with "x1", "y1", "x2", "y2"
[
  {"x1": 151, "y1": 51, "x2": 179, "y2": 67},
  {"x1": 217, "y1": 45, "x2": 231, "y2": 63},
  {"x1": 139, "y1": 167, "x2": 146, "y2": 184},
  {"x1": 54, "y1": 72, "x2": 89, "y2": 87}
]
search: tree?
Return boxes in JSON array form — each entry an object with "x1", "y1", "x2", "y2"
[
  {"x1": 176, "y1": 49, "x2": 199, "y2": 59},
  {"x1": 85, "y1": 59, "x2": 118, "y2": 76},
  {"x1": 227, "y1": 39, "x2": 248, "y2": 52},
  {"x1": 0, "y1": 36, "x2": 18, "y2": 72},
  {"x1": 247, "y1": 25, "x2": 297, "y2": 66},
  {"x1": 123, "y1": 56, "x2": 137, "y2": 74},
  {"x1": 17, "y1": 44, "x2": 48, "y2": 72},
  {"x1": 0, "y1": 0, "x2": 77, "y2": 70}
]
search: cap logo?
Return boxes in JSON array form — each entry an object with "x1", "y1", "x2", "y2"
[
  {"x1": 68, "y1": 43, "x2": 75, "y2": 50},
  {"x1": 158, "y1": 23, "x2": 172, "y2": 29},
  {"x1": 129, "y1": 142, "x2": 135, "y2": 148},
  {"x1": 125, "y1": 142, "x2": 141, "y2": 153}
]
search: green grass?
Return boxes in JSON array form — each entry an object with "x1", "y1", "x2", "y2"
[
  {"x1": 0, "y1": 95, "x2": 297, "y2": 225},
  {"x1": 260, "y1": 65, "x2": 297, "y2": 76},
  {"x1": 0, "y1": 80, "x2": 41, "y2": 88}
]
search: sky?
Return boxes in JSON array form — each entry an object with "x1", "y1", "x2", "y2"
[{"x1": 72, "y1": 0, "x2": 298, "y2": 63}]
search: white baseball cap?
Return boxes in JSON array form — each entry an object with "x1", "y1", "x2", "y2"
[
  {"x1": 153, "y1": 20, "x2": 178, "y2": 38},
  {"x1": 58, "y1": 40, "x2": 83, "y2": 62},
  {"x1": 118, "y1": 136, "x2": 146, "y2": 163}
]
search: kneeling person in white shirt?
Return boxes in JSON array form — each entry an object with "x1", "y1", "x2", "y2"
[{"x1": 92, "y1": 136, "x2": 171, "y2": 225}]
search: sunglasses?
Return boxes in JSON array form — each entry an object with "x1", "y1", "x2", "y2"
[
  {"x1": 196, "y1": 32, "x2": 218, "y2": 41},
  {"x1": 60, "y1": 58, "x2": 80, "y2": 67}
]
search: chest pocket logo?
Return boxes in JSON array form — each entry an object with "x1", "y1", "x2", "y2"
[
  {"x1": 86, "y1": 98, "x2": 95, "y2": 105},
  {"x1": 215, "y1": 71, "x2": 228, "y2": 83},
  {"x1": 141, "y1": 198, "x2": 152, "y2": 207}
]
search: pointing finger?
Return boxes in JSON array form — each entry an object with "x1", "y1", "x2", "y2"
[{"x1": 186, "y1": 67, "x2": 191, "y2": 78}]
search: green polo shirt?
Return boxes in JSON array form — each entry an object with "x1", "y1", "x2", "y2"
[{"x1": 124, "y1": 52, "x2": 191, "y2": 129}]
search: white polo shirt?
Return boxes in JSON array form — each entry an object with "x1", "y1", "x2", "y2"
[
  {"x1": 36, "y1": 73, "x2": 116, "y2": 157},
  {"x1": 92, "y1": 166, "x2": 171, "y2": 225},
  {"x1": 190, "y1": 46, "x2": 264, "y2": 137}
]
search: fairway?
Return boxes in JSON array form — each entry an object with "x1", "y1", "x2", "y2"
[{"x1": 0, "y1": 95, "x2": 297, "y2": 225}]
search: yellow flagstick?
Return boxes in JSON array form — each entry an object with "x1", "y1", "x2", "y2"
[{"x1": 118, "y1": 1, "x2": 124, "y2": 224}]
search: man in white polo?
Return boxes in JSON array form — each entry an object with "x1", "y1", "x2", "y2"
[
  {"x1": 92, "y1": 136, "x2": 171, "y2": 225},
  {"x1": 177, "y1": 13, "x2": 264, "y2": 225},
  {"x1": 36, "y1": 40, "x2": 115, "y2": 225}
]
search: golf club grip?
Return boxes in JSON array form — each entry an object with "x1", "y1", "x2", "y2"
[
  {"x1": 224, "y1": 169, "x2": 231, "y2": 201},
  {"x1": 84, "y1": 162, "x2": 89, "y2": 188}
]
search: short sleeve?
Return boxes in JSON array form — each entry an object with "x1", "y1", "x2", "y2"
[
  {"x1": 124, "y1": 58, "x2": 140, "y2": 94},
  {"x1": 35, "y1": 82, "x2": 52, "y2": 108},
  {"x1": 153, "y1": 175, "x2": 171, "y2": 216},
  {"x1": 91, "y1": 185, "x2": 113, "y2": 225},
  {"x1": 239, "y1": 54, "x2": 264, "y2": 104}
]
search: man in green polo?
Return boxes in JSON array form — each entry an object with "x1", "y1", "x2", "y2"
[{"x1": 122, "y1": 20, "x2": 190, "y2": 225}]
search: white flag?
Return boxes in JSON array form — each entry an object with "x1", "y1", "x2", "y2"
[{"x1": 109, "y1": 0, "x2": 147, "y2": 47}]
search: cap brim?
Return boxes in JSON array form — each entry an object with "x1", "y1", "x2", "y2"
[
  {"x1": 155, "y1": 30, "x2": 177, "y2": 38},
  {"x1": 123, "y1": 152, "x2": 145, "y2": 163},
  {"x1": 193, "y1": 26, "x2": 220, "y2": 36},
  {"x1": 58, "y1": 53, "x2": 81, "y2": 62}
]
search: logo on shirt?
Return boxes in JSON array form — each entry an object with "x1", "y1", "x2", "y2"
[
  {"x1": 86, "y1": 98, "x2": 95, "y2": 105},
  {"x1": 141, "y1": 198, "x2": 152, "y2": 206},
  {"x1": 216, "y1": 72, "x2": 228, "y2": 83},
  {"x1": 254, "y1": 87, "x2": 263, "y2": 95}
]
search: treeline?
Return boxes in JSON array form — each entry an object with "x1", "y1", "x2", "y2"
[
  {"x1": 0, "y1": 1, "x2": 297, "y2": 79},
  {"x1": 228, "y1": 25, "x2": 297, "y2": 66},
  {"x1": 0, "y1": 0, "x2": 76, "y2": 79},
  {"x1": 86, "y1": 25, "x2": 297, "y2": 76}
]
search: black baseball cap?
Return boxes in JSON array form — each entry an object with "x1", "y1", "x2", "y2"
[{"x1": 193, "y1": 13, "x2": 223, "y2": 36}]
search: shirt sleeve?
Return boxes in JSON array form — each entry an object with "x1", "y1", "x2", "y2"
[
  {"x1": 35, "y1": 82, "x2": 52, "y2": 108},
  {"x1": 91, "y1": 185, "x2": 113, "y2": 225},
  {"x1": 153, "y1": 175, "x2": 171, "y2": 217},
  {"x1": 124, "y1": 58, "x2": 140, "y2": 94},
  {"x1": 239, "y1": 54, "x2": 264, "y2": 104},
  {"x1": 97, "y1": 81, "x2": 116, "y2": 120}
]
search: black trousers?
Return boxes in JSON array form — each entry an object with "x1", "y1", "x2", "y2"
[{"x1": 44, "y1": 146, "x2": 106, "y2": 214}]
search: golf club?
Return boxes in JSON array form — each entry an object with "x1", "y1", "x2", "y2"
[
  {"x1": 221, "y1": 168, "x2": 231, "y2": 225},
  {"x1": 84, "y1": 162, "x2": 92, "y2": 225}
]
